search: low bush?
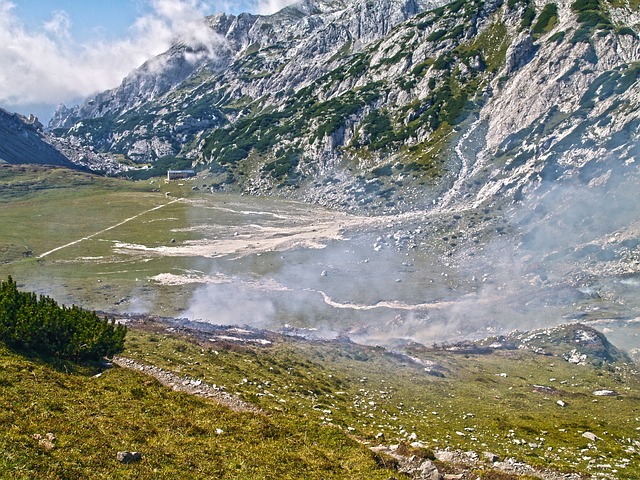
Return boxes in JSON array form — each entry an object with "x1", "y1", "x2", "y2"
[{"x1": 0, "y1": 277, "x2": 126, "y2": 362}]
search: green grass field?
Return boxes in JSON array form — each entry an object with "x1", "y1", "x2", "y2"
[
  {"x1": 0, "y1": 343, "x2": 395, "y2": 479},
  {"x1": 1, "y1": 165, "x2": 639, "y2": 478},
  {"x1": 1, "y1": 320, "x2": 639, "y2": 479},
  {"x1": 1, "y1": 166, "x2": 193, "y2": 313},
  {"x1": 0, "y1": 165, "x2": 330, "y2": 317},
  {"x1": 123, "y1": 325, "x2": 640, "y2": 478}
]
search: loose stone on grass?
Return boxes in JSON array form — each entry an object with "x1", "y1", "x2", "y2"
[{"x1": 116, "y1": 451, "x2": 142, "y2": 463}]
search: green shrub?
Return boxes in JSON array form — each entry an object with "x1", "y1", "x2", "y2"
[
  {"x1": 521, "y1": 5, "x2": 537, "y2": 29},
  {"x1": 570, "y1": 0, "x2": 613, "y2": 38},
  {"x1": 433, "y1": 55, "x2": 452, "y2": 70},
  {"x1": 0, "y1": 277, "x2": 126, "y2": 362},
  {"x1": 447, "y1": 0, "x2": 466, "y2": 13},
  {"x1": 427, "y1": 29, "x2": 447, "y2": 42},
  {"x1": 572, "y1": 0, "x2": 600, "y2": 12},
  {"x1": 362, "y1": 110, "x2": 397, "y2": 151},
  {"x1": 532, "y1": 3, "x2": 558, "y2": 35},
  {"x1": 372, "y1": 164, "x2": 393, "y2": 176},
  {"x1": 446, "y1": 24, "x2": 465, "y2": 40},
  {"x1": 412, "y1": 59, "x2": 434, "y2": 77},
  {"x1": 617, "y1": 26, "x2": 638, "y2": 38},
  {"x1": 219, "y1": 148, "x2": 249, "y2": 165},
  {"x1": 263, "y1": 152, "x2": 300, "y2": 181},
  {"x1": 576, "y1": 10, "x2": 612, "y2": 28}
]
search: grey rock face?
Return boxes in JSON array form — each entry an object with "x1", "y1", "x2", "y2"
[
  {"x1": 46, "y1": 0, "x2": 640, "y2": 217},
  {"x1": 47, "y1": 0, "x2": 448, "y2": 162},
  {"x1": 50, "y1": 0, "x2": 441, "y2": 128},
  {"x1": 504, "y1": 33, "x2": 538, "y2": 74},
  {"x1": 0, "y1": 108, "x2": 75, "y2": 168}
]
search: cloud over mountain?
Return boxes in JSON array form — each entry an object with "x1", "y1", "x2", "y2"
[{"x1": 0, "y1": 0, "x2": 220, "y2": 112}]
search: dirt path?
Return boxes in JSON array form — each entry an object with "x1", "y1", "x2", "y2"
[
  {"x1": 38, "y1": 198, "x2": 183, "y2": 259},
  {"x1": 112, "y1": 356, "x2": 261, "y2": 414}
]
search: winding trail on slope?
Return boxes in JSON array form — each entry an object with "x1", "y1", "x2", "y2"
[
  {"x1": 112, "y1": 356, "x2": 261, "y2": 413},
  {"x1": 38, "y1": 198, "x2": 183, "y2": 259}
]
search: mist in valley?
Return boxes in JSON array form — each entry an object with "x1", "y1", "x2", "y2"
[{"x1": 179, "y1": 157, "x2": 640, "y2": 351}]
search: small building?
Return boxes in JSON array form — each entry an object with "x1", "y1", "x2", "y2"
[{"x1": 167, "y1": 169, "x2": 195, "y2": 181}]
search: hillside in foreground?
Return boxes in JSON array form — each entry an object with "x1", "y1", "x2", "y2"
[{"x1": 1, "y1": 311, "x2": 639, "y2": 479}]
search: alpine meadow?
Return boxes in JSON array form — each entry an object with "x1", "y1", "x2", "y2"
[{"x1": 1, "y1": 0, "x2": 640, "y2": 478}]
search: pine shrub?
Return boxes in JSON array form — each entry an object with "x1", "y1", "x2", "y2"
[{"x1": 0, "y1": 277, "x2": 126, "y2": 362}]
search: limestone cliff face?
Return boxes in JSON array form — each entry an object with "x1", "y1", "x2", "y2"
[
  {"x1": 49, "y1": 0, "x2": 640, "y2": 213},
  {"x1": 49, "y1": 0, "x2": 446, "y2": 127}
]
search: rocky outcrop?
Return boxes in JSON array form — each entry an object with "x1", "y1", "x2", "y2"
[
  {"x1": 48, "y1": 0, "x2": 450, "y2": 163},
  {"x1": 371, "y1": 442, "x2": 443, "y2": 480},
  {"x1": 0, "y1": 108, "x2": 76, "y2": 168},
  {"x1": 47, "y1": 0, "x2": 640, "y2": 214},
  {"x1": 504, "y1": 33, "x2": 538, "y2": 74},
  {"x1": 116, "y1": 451, "x2": 142, "y2": 463},
  {"x1": 507, "y1": 324, "x2": 630, "y2": 366}
]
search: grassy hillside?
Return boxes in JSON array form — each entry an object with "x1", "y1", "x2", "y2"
[
  {"x1": 121, "y1": 321, "x2": 640, "y2": 478},
  {"x1": 0, "y1": 342, "x2": 393, "y2": 480},
  {"x1": 2, "y1": 166, "x2": 639, "y2": 478},
  {"x1": 1, "y1": 316, "x2": 638, "y2": 479}
]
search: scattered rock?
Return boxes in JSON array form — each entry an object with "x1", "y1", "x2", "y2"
[
  {"x1": 563, "y1": 349, "x2": 587, "y2": 365},
  {"x1": 435, "y1": 450, "x2": 456, "y2": 463},
  {"x1": 582, "y1": 432, "x2": 600, "y2": 442},
  {"x1": 532, "y1": 384, "x2": 559, "y2": 394},
  {"x1": 373, "y1": 442, "x2": 442, "y2": 479},
  {"x1": 593, "y1": 389, "x2": 618, "y2": 396},
  {"x1": 112, "y1": 356, "x2": 260, "y2": 413},
  {"x1": 32, "y1": 433, "x2": 55, "y2": 451},
  {"x1": 483, "y1": 451, "x2": 500, "y2": 462},
  {"x1": 116, "y1": 451, "x2": 142, "y2": 463}
]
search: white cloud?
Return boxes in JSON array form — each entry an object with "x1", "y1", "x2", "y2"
[
  {"x1": 0, "y1": 0, "x2": 223, "y2": 111},
  {"x1": 254, "y1": 0, "x2": 298, "y2": 15},
  {"x1": 43, "y1": 10, "x2": 71, "y2": 40}
]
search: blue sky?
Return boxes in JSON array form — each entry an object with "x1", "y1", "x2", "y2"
[
  {"x1": 0, "y1": 0, "x2": 295, "y2": 121},
  {"x1": 11, "y1": 0, "x2": 258, "y2": 42}
]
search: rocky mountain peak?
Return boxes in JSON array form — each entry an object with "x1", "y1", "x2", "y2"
[
  {"x1": 46, "y1": 0, "x2": 640, "y2": 222},
  {"x1": 49, "y1": 0, "x2": 448, "y2": 132}
]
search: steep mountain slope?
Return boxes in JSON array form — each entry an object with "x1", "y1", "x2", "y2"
[
  {"x1": 49, "y1": 0, "x2": 640, "y2": 214},
  {"x1": 49, "y1": 0, "x2": 448, "y2": 163},
  {"x1": 0, "y1": 108, "x2": 75, "y2": 168}
]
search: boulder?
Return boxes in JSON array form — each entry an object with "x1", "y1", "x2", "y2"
[
  {"x1": 505, "y1": 33, "x2": 539, "y2": 74},
  {"x1": 483, "y1": 451, "x2": 500, "y2": 462},
  {"x1": 593, "y1": 389, "x2": 618, "y2": 396},
  {"x1": 117, "y1": 451, "x2": 142, "y2": 463},
  {"x1": 582, "y1": 432, "x2": 600, "y2": 442},
  {"x1": 32, "y1": 433, "x2": 56, "y2": 451}
]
